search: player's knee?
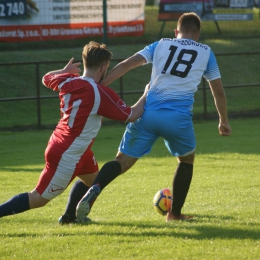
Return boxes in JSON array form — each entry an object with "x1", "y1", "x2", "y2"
[
  {"x1": 115, "y1": 153, "x2": 138, "y2": 174},
  {"x1": 178, "y1": 152, "x2": 195, "y2": 164},
  {"x1": 28, "y1": 190, "x2": 49, "y2": 209}
]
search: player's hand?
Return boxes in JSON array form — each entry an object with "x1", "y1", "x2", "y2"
[
  {"x1": 144, "y1": 83, "x2": 150, "y2": 95},
  {"x1": 218, "y1": 122, "x2": 232, "y2": 136},
  {"x1": 63, "y1": 58, "x2": 81, "y2": 75}
]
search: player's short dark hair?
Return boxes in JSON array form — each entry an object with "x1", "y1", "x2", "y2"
[
  {"x1": 82, "y1": 41, "x2": 113, "y2": 69},
  {"x1": 177, "y1": 12, "x2": 201, "y2": 35}
]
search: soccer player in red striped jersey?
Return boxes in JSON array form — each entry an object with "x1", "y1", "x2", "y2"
[{"x1": 0, "y1": 41, "x2": 147, "y2": 223}]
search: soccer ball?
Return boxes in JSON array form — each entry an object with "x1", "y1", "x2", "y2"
[{"x1": 153, "y1": 188, "x2": 172, "y2": 216}]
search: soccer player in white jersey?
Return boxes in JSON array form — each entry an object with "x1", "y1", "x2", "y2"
[
  {"x1": 74, "y1": 13, "x2": 232, "y2": 222},
  {"x1": 0, "y1": 41, "x2": 147, "y2": 222}
]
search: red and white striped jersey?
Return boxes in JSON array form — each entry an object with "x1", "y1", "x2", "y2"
[{"x1": 43, "y1": 73, "x2": 132, "y2": 149}]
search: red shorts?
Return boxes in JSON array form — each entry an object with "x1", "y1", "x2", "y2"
[{"x1": 36, "y1": 140, "x2": 99, "y2": 200}]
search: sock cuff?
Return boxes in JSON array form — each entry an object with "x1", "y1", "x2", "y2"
[
  {"x1": 19, "y1": 193, "x2": 30, "y2": 210},
  {"x1": 93, "y1": 160, "x2": 122, "y2": 190},
  {"x1": 107, "y1": 161, "x2": 122, "y2": 173}
]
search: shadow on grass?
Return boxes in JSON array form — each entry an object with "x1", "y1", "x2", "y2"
[
  {"x1": 0, "y1": 167, "x2": 43, "y2": 173},
  {"x1": 1, "y1": 214, "x2": 259, "y2": 240}
]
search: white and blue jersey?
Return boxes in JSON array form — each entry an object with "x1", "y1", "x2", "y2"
[
  {"x1": 119, "y1": 38, "x2": 221, "y2": 158},
  {"x1": 138, "y1": 38, "x2": 221, "y2": 113}
]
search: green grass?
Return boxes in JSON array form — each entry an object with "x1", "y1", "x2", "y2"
[{"x1": 0, "y1": 118, "x2": 259, "y2": 259}]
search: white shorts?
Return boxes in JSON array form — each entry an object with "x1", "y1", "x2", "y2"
[{"x1": 36, "y1": 138, "x2": 98, "y2": 200}]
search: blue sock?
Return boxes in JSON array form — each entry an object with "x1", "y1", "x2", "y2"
[
  {"x1": 0, "y1": 193, "x2": 30, "y2": 217},
  {"x1": 64, "y1": 180, "x2": 89, "y2": 219}
]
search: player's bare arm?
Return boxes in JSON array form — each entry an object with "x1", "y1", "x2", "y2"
[
  {"x1": 209, "y1": 78, "x2": 232, "y2": 136},
  {"x1": 128, "y1": 83, "x2": 149, "y2": 122},
  {"x1": 100, "y1": 53, "x2": 146, "y2": 86}
]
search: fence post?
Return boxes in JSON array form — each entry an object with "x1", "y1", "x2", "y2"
[
  {"x1": 36, "y1": 63, "x2": 41, "y2": 129},
  {"x1": 202, "y1": 78, "x2": 207, "y2": 119},
  {"x1": 103, "y1": 0, "x2": 107, "y2": 44}
]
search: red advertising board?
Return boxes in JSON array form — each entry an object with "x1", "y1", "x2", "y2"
[{"x1": 0, "y1": 0, "x2": 145, "y2": 42}]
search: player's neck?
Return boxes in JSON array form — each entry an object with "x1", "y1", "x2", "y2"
[
  {"x1": 178, "y1": 34, "x2": 194, "y2": 41},
  {"x1": 82, "y1": 69, "x2": 100, "y2": 83},
  {"x1": 177, "y1": 32, "x2": 199, "y2": 41}
]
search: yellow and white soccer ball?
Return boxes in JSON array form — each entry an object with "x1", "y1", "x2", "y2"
[{"x1": 153, "y1": 188, "x2": 172, "y2": 216}]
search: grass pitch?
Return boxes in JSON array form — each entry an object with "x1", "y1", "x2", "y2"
[{"x1": 0, "y1": 118, "x2": 259, "y2": 259}]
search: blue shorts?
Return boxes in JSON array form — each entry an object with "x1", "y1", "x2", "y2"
[{"x1": 119, "y1": 109, "x2": 196, "y2": 158}]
